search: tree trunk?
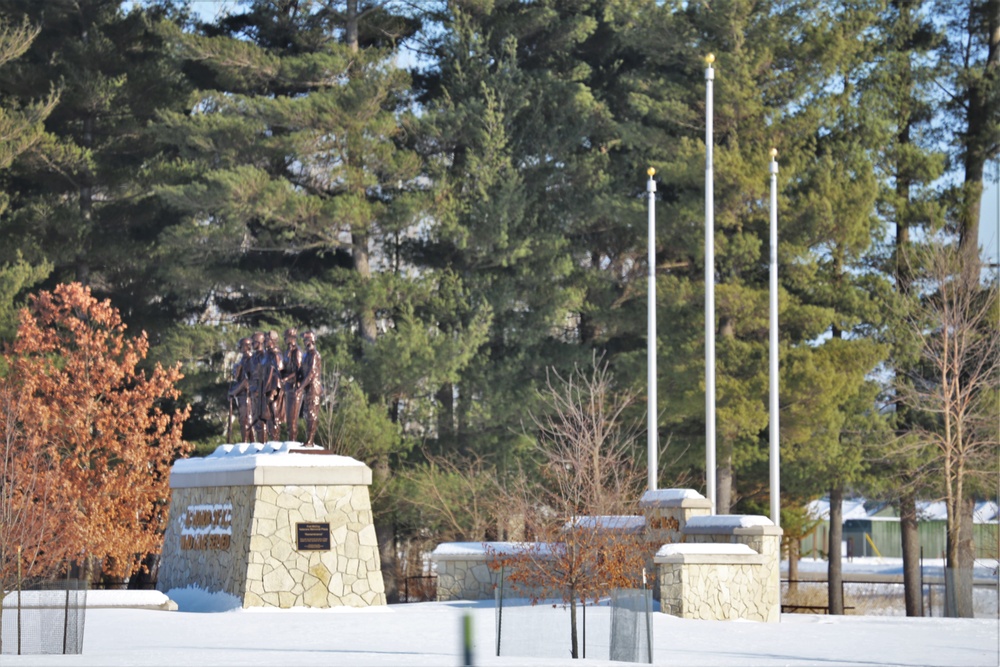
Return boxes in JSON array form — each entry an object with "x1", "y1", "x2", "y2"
[
  {"x1": 435, "y1": 382, "x2": 454, "y2": 453},
  {"x1": 716, "y1": 314, "x2": 736, "y2": 514},
  {"x1": 716, "y1": 439, "x2": 733, "y2": 515},
  {"x1": 77, "y1": 21, "x2": 93, "y2": 286},
  {"x1": 787, "y1": 536, "x2": 799, "y2": 595},
  {"x1": 900, "y1": 493, "x2": 922, "y2": 616},
  {"x1": 373, "y1": 455, "x2": 398, "y2": 603},
  {"x1": 943, "y1": 484, "x2": 973, "y2": 616},
  {"x1": 353, "y1": 232, "x2": 379, "y2": 346},
  {"x1": 570, "y1": 592, "x2": 579, "y2": 659},
  {"x1": 958, "y1": 0, "x2": 999, "y2": 255},
  {"x1": 343, "y1": 0, "x2": 379, "y2": 348},
  {"x1": 954, "y1": 496, "x2": 976, "y2": 617},
  {"x1": 828, "y1": 486, "x2": 844, "y2": 614}
]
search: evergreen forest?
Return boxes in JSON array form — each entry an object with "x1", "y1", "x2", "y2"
[{"x1": 0, "y1": 0, "x2": 996, "y2": 612}]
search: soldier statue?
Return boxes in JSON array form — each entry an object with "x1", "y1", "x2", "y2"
[
  {"x1": 260, "y1": 330, "x2": 284, "y2": 440},
  {"x1": 227, "y1": 337, "x2": 254, "y2": 442},
  {"x1": 299, "y1": 330, "x2": 323, "y2": 447},
  {"x1": 280, "y1": 328, "x2": 303, "y2": 441},
  {"x1": 249, "y1": 331, "x2": 267, "y2": 442}
]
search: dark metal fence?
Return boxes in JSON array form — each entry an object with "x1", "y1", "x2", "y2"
[{"x1": 781, "y1": 574, "x2": 999, "y2": 618}]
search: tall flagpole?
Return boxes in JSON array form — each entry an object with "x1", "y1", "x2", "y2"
[
  {"x1": 769, "y1": 149, "x2": 780, "y2": 527},
  {"x1": 647, "y1": 167, "x2": 658, "y2": 492},
  {"x1": 705, "y1": 53, "x2": 717, "y2": 514}
]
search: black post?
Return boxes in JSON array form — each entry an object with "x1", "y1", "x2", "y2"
[
  {"x1": 64, "y1": 561, "x2": 71, "y2": 654},
  {"x1": 495, "y1": 565, "x2": 503, "y2": 657},
  {"x1": 919, "y1": 547, "x2": 925, "y2": 617},
  {"x1": 642, "y1": 572, "x2": 656, "y2": 665},
  {"x1": 462, "y1": 613, "x2": 473, "y2": 666}
]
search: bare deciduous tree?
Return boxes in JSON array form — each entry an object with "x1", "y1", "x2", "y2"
[
  {"x1": 398, "y1": 450, "x2": 504, "y2": 542},
  {"x1": 489, "y1": 354, "x2": 649, "y2": 659},
  {"x1": 896, "y1": 240, "x2": 999, "y2": 617}
]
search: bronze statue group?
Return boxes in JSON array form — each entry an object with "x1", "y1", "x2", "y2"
[{"x1": 227, "y1": 328, "x2": 323, "y2": 446}]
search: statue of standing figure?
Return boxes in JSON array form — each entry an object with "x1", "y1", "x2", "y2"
[
  {"x1": 226, "y1": 329, "x2": 322, "y2": 445},
  {"x1": 299, "y1": 330, "x2": 323, "y2": 447},
  {"x1": 281, "y1": 328, "x2": 303, "y2": 441},
  {"x1": 227, "y1": 336, "x2": 254, "y2": 442},
  {"x1": 249, "y1": 332, "x2": 267, "y2": 442},
  {"x1": 260, "y1": 330, "x2": 284, "y2": 440}
]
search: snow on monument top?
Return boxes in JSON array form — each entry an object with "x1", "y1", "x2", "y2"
[
  {"x1": 169, "y1": 441, "x2": 371, "y2": 488},
  {"x1": 638, "y1": 488, "x2": 711, "y2": 507}
]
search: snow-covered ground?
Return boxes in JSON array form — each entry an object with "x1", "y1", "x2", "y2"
[{"x1": 2, "y1": 581, "x2": 998, "y2": 667}]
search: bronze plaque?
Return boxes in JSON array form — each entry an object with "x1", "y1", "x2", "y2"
[{"x1": 296, "y1": 522, "x2": 331, "y2": 551}]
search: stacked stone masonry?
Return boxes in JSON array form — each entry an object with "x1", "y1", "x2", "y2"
[
  {"x1": 641, "y1": 490, "x2": 781, "y2": 622},
  {"x1": 431, "y1": 542, "x2": 548, "y2": 602},
  {"x1": 434, "y1": 556, "x2": 498, "y2": 601},
  {"x1": 431, "y1": 489, "x2": 782, "y2": 623},
  {"x1": 654, "y1": 544, "x2": 772, "y2": 621},
  {"x1": 158, "y1": 442, "x2": 386, "y2": 609}
]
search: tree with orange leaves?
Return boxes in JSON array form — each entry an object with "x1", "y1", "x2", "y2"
[{"x1": 0, "y1": 282, "x2": 190, "y2": 582}]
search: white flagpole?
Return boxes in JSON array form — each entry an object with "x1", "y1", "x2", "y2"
[
  {"x1": 705, "y1": 53, "x2": 716, "y2": 514},
  {"x1": 647, "y1": 167, "x2": 658, "y2": 492},
  {"x1": 769, "y1": 149, "x2": 780, "y2": 527}
]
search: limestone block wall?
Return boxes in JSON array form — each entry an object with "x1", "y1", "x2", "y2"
[
  {"x1": 158, "y1": 485, "x2": 254, "y2": 598},
  {"x1": 433, "y1": 555, "x2": 498, "y2": 601},
  {"x1": 429, "y1": 491, "x2": 782, "y2": 624},
  {"x1": 158, "y1": 442, "x2": 385, "y2": 609},
  {"x1": 432, "y1": 543, "x2": 550, "y2": 601},
  {"x1": 670, "y1": 515, "x2": 783, "y2": 622},
  {"x1": 654, "y1": 515, "x2": 782, "y2": 622},
  {"x1": 244, "y1": 483, "x2": 383, "y2": 607},
  {"x1": 655, "y1": 544, "x2": 768, "y2": 620}
]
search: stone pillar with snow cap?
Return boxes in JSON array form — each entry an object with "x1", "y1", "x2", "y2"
[
  {"x1": 680, "y1": 514, "x2": 782, "y2": 621},
  {"x1": 157, "y1": 441, "x2": 386, "y2": 609},
  {"x1": 639, "y1": 488, "x2": 714, "y2": 546}
]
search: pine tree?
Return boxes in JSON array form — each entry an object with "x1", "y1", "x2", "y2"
[
  {"x1": 0, "y1": 15, "x2": 57, "y2": 345},
  {"x1": 0, "y1": 0, "x2": 192, "y2": 327},
  {"x1": 615, "y1": 1, "x2": 892, "y2": 523},
  {"x1": 415, "y1": 0, "x2": 618, "y2": 468},
  {"x1": 936, "y1": 0, "x2": 999, "y2": 255},
  {"x1": 861, "y1": 0, "x2": 946, "y2": 616},
  {"x1": 153, "y1": 0, "x2": 487, "y2": 599}
]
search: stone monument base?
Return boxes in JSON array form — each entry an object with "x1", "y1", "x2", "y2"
[{"x1": 157, "y1": 442, "x2": 386, "y2": 609}]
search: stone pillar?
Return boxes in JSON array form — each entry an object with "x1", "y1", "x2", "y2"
[
  {"x1": 157, "y1": 442, "x2": 386, "y2": 609},
  {"x1": 681, "y1": 515, "x2": 783, "y2": 621},
  {"x1": 654, "y1": 543, "x2": 768, "y2": 620},
  {"x1": 639, "y1": 489, "x2": 713, "y2": 547}
]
